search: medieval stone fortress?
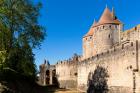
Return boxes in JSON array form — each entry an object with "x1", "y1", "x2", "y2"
[{"x1": 39, "y1": 7, "x2": 140, "y2": 93}]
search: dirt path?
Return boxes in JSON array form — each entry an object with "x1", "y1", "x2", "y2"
[
  {"x1": 47, "y1": 88, "x2": 84, "y2": 93},
  {"x1": 54, "y1": 89, "x2": 81, "y2": 93},
  {"x1": 37, "y1": 85, "x2": 85, "y2": 93}
]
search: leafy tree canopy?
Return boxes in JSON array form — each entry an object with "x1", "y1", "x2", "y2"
[{"x1": 0, "y1": 0, "x2": 46, "y2": 78}]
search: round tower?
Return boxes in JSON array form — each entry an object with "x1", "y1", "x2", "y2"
[
  {"x1": 93, "y1": 7, "x2": 122, "y2": 54},
  {"x1": 83, "y1": 20, "x2": 97, "y2": 59},
  {"x1": 83, "y1": 7, "x2": 123, "y2": 58}
]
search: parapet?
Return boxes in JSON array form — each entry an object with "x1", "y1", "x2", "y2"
[
  {"x1": 56, "y1": 54, "x2": 81, "y2": 67},
  {"x1": 79, "y1": 40, "x2": 138, "y2": 65}
]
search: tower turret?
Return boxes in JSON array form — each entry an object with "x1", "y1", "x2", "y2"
[
  {"x1": 82, "y1": 7, "x2": 123, "y2": 58},
  {"x1": 83, "y1": 20, "x2": 97, "y2": 59},
  {"x1": 94, "y1": 7, "x2": 122, "y2": 54}
]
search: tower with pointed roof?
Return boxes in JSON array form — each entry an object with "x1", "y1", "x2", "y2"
[
  {"x1": 83, "y1": 20, "x2": 97, "y2": 59},
  {"x1": 83, "y1": 7, "x2": 123, "y2": 59},
  {"x1": 55, "y1": 6, "x2": 140, "y2": 92}
]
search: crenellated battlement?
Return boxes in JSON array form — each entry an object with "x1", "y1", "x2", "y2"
[
  {"x1": 56, "y1": 40, "x2": 138, "y2": 67},
  {"x1": 56, "y1": 54, "x2": 81, "y2": 66},
  {"x1": 55, "y1": 6, "x2": 140, "y2": 92},
  {"x1": 55, "y1": 54, "x2": 80, "y2": 88},
  {"x1": 79, "y1": 40, "x2": 137, "y2": 66}
]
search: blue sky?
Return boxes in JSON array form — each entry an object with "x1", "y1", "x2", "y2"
[{"x1": 34, "y1": 0, "x2": 140, "y2": 69}]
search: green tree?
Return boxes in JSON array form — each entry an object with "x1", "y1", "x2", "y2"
[
  {"x1": 87, "y1": 66, "x2": 109, "y2": 93},
  {"x1": 0, "y1": 0, "x2": 45, "y2": 78},
  {"x1": 0, "y1": 50, "x2": 6, "y2": 69}
]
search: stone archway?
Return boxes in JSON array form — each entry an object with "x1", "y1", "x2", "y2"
[
  {"x1": 45, "y1": 69, "x2": 58, "y2": 85},
  {"x1": 46, "y1": 70, "x2": 50, "y2": 84}
]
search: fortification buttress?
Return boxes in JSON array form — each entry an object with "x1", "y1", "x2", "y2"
[{"x1": 83, "y1": 7, "x2": 123, "y2": 59}]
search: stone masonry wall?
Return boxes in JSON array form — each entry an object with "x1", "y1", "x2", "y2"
[
  {"x1": 55, "y1": 24, "x2": 140, "y2": 92},
  {"x1": 56, "y1": 55, "x2": 79, "y2": 89},
  {"x1": 78, "y1": 41, "x2": 140, "y2": 93}
]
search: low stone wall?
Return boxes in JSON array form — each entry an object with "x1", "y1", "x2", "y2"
[
  {"x1": 109, "y1": 86, "x2": 132, "y2": 93},
  {"x1": 59, "y1": 80, "x2": 77, "y2": 89},
  {"x1": 78, "y1": 85, "x2": 132, "y2": 93},
  {"x1": 78, "y1": 84, "x2": 87, "y2": 92}
]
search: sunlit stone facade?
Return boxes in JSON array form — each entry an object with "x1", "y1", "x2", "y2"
[{"x1": 56, "y1": 7, "x2": 140, "y2": 93}]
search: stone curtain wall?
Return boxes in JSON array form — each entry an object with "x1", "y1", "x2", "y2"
[
  {"x1": 121, "y1": 25, "x2": 140, "y2": 42},
  {"x1": 56, "y1": 62, "x2": 78, "y2": 88},
  {"x1": 78, "y1": 41, "x2": 140, "y2": 93},
  {"x1": 55, "y1": 40, "x2": 140, "y2": 93},
  {"x1": 56, "y1": 55, "x2": 79, "y2": 89}
]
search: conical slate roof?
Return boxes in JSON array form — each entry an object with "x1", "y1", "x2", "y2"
[
  {"x1": 98, "y1": 7, "x2": 122, "y2": 25},
  {"x1": 99, "y1": 7, "x2": 114, "y2": 24},
  {"x1": 84, "y1": 7, "x2": 122, "y2": 37},
  {"x1": 85, "y1": 28, "x2": 93, "y2": 37},
  {"x1": 84, "y1": 20, "x2": 97, "y2": 37}
]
